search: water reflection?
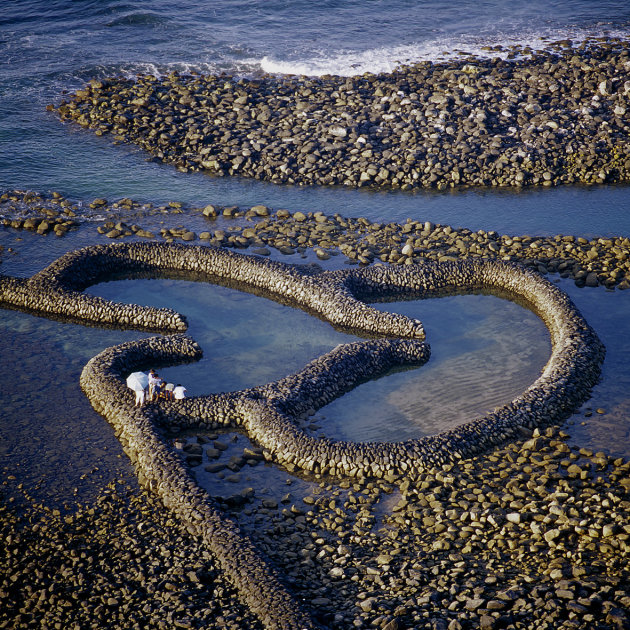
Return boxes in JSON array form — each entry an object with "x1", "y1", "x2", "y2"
[{"x1": 0, "y1": 309, "x2": 143, "y2": 509}]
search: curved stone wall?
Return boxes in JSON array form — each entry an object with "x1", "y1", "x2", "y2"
[
  {"x1": 79, "y1": 334, "x2": 317, "y2": 630},
  {"x1": 0, "y1": 241, "x2": 605, "y2": 629},
  {"x1": 0, "y1": 242, "x2": 425, "y2": 338},
  {"x1": 0, "y1": 241, "x2": 605, "y2": 475},
  {"x1": 144, "y1": 261, "x2": 604, "y2": 478}
]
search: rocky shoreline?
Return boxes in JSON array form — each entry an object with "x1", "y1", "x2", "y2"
[
  {"x1": 0, "y1": 478, "x2": 264, "y2": 630},
  {"x1": 0, "y1": 234, "x2": 612, "y2": 628},
  {"x1": 2, "y1": 25, "x2": 630, "y2": 630},
  {"x1": 2, "y1": 190, "x2": 629, "y2": 290},
  {"x1": 3, "y1": 425, "x2": 628, "y2": 629},
  {"x1": 51, "y1": 39, "x2": 630, "y2": 191}
]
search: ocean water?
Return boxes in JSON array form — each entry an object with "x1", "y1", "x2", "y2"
[
  {"x1": 1, "y1": 1, "x2": 630, "y2": 506},
  {"x1": 1, "y1": 0, "x2": 630, "y2": 234}
]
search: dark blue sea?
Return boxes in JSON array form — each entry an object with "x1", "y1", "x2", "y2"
[
  {"x1": 2, "y1": 0, "x2": 630, "y2": 233},
  {"x1": 1, "y1": 1, "x2": 630, "y2": 506}
]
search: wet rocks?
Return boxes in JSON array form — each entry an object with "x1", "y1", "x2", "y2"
[
  {"x1": 0, "y1": 190, "x2": 78, "y2": 237},
  {"x1": 3, "y1": 190, "x2": 629, "y2": 289},
  {"x1": 221, "y1": 210, "x2": 629, "y2": 290},
  {"x1": 53, "y1": 39, "x2": 630, "y2": 191},
  {"x1": 0, "y1": 481, "x2": 264, "y2": 630},
  {"x1": 232, "y1": 426, "x2": 628, "y2": 630},
  {"x1": 351, "y1": 428, "x2": 630, "y2": 628},
  {"x1": 0, "y1": 232, "x2": 609, "y2": 630},
  {"x1": 6, "y1": 425, "x2": 627, "y2": 630}
]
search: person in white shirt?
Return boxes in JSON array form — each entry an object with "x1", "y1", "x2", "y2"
[
  {"x1": 134, "y1": 388, "x2": 145, "y2": 407},
  {"x1": 163, "y1": 382, "x2": 175, "y2": 400},
  {"x1": 173, "y1": 384, "x2": 186, "y2": 400},
  {"x1": 148, "y1": 369, "x2": 160, "y2": 401}
]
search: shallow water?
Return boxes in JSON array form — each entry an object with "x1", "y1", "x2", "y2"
[
  {"x1": 89, "y1": 278, "x2": 551, "y2": 442},
  {"x1": 0, "y1": 307, "x2": 144, "y2": 507},
  {"x1": 90, "y1": 277, "x2": 358, "y2": 394},
  {"x1": 559, "y1": 281, "x2": 630, "y2": 457},
  {"x1": 4, "y1": 218, "x2": 628, "y2": 512},
  {"x1": 2, "y1": 0, "x2": 630, "y2": 510},
  {"x1": 317, "y1": 293, "x2": 551, "y2": 442}
]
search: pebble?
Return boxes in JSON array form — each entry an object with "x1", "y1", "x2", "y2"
[
  {"x1": 228, "y1": 427, "x2": 629, "y2": 629},
  {"x1": 2, "y1": 189, "x2": 628, "y2": 289},
  {"x1": 0, "y1": 481, "x2": 264, "y2": 629},
  {"x1": 0, "y1": 180, "x2": 623, "y2": 629},
  {"x1": 0, "y1": 233, "x2": 605, "y2": 629}
]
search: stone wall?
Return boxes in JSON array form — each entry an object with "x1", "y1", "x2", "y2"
[{"x1": 0, "y1": 241, "x2": 606, "y2": 629}]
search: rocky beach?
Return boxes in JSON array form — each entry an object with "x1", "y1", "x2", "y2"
[
  {"x1": 53, "y1": 40, "x2": 630, "y2": 191},
  {"x1": 2, "y1": 8, "x2": 630, "y2": 628},
  {"x1": 1, "y1": 184, "x2": 629, "y2": 628},
  {"x1": 2, "y1": 425, "x2": 628, "y2": 629},
  {"x1": 2, "y1": 190, "x2": 629, "y2": 291}
]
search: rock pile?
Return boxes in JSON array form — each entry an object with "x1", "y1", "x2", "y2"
[
  {"x1": 79, "y1": 334, "x2": 316, "y2": 630},
  {"x1": 0, "y1": 241, "x2": 605, "y2": 479},
  {"x1": 215, "y1": 211, "x2": 630, "y2": 291},
  {"x1": 3, "y1": 190, "x2": 629, "y2": 290},
  {"x1": 243, "y1": 426, "x2": 630, "y2": 629},
  {"x1": 53, "y1": 39, "x2": 630, "y2": 190},
  {"x1": 0, "y1": 480, "x2": 264, "y2": 630},
  {"x1": 64, "y1": 249, "x2": 603, "y2": 480}
]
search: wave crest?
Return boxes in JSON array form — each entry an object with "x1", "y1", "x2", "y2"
[
  {"x1": 260, "y1": 27, "x2": 630, "y2": 77},
  {"x1": 106, "y1": 12, "x2": 170, "y2": 28}
]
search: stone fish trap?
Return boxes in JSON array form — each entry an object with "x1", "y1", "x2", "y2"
[{"x1": 0, "y1": 242, "x2": 605, "y2": 630}]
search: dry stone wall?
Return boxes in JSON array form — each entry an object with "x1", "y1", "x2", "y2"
[{"x1": 0, "y1": 241, "x2": 605, "y2": 629}]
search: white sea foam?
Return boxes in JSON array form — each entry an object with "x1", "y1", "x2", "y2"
[
  {"x1": 259, "y1": 26, "x2": 630, "y2": 78},
  {"x1": 91, "y1": 61, "x2": 223, "y2": 81},
  {"x1": 97, "y1": 57, "x2": 264, "y2": 82}
]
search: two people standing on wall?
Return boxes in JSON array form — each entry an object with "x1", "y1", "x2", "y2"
[{"x1": 131, "y1": 369, "x2": 186, "y2": 406}]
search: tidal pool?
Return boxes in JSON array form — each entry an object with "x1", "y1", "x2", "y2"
[
  {"x1": 2, "y1": 226, "x2": 628, "y2": 513},
  {"x1": 89, "y1": 277, "x2": 551, "y2": 443},
  {"x1": 310, "y1": 293, "x2": 551, "y2": 442}
]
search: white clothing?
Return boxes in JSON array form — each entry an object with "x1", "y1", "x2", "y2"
[
  {"x1": 148, "y1": 372, "x2": 160, "y2": 396},
  {"x1": 173, "y1": 386, "x2": 186, "y2": 400}
]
